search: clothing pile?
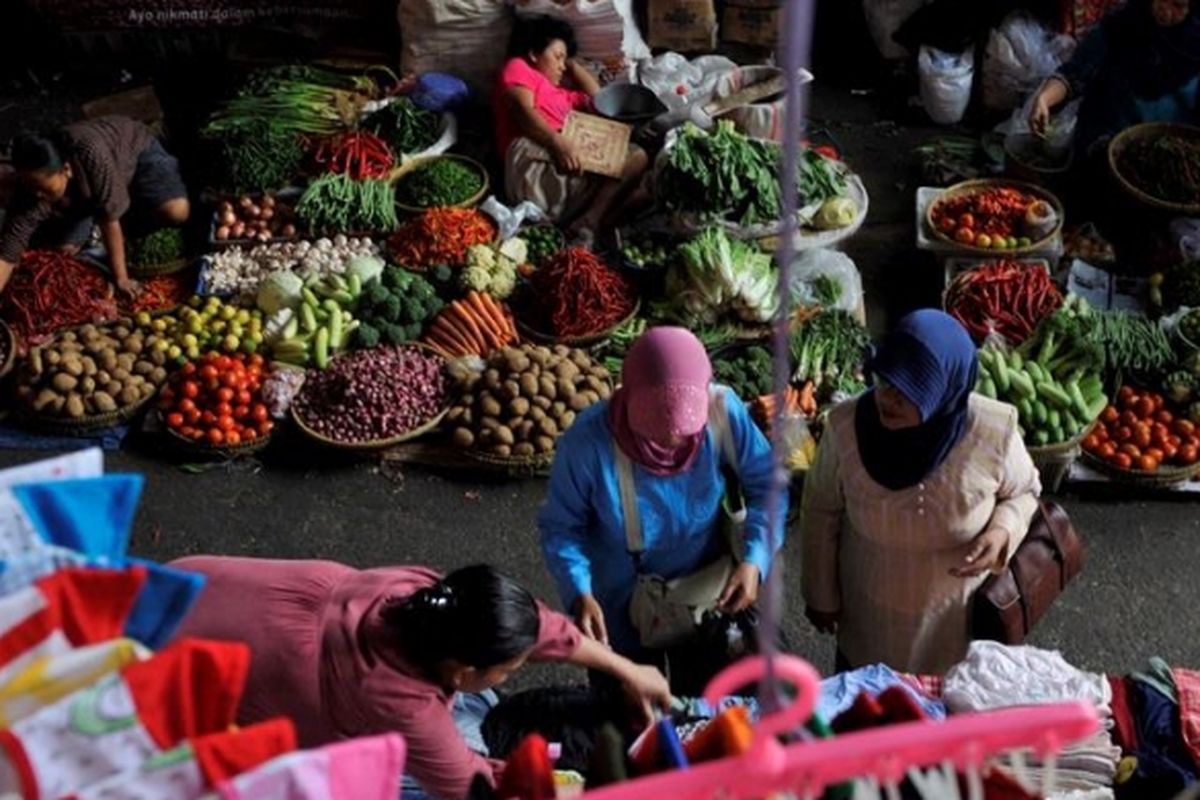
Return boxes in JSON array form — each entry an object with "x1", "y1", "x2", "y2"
[{"x1": 0, "y1": 450, "x2": 406, "y2": 799}]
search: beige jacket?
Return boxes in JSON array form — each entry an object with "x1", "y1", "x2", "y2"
[{"x1": 801, "y1": 394, "x2": 1041, "y2": 674}]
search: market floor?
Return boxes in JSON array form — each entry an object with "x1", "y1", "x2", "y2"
[{"x1": 1, "y1": 80, "x2": 1198, "y2": 686}]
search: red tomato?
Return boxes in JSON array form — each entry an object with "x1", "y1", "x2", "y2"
[
  {"x1": 1156, "y1": 409, "x2": 1175, "y2": 426},
  {"x1": 1152, "y1": 394, "x2": 1165, "y2": 412},
  {"x1": 1136, "y1": 397, "x2": 1157, "y2": 417},
  {"x1": 201, "y1": 410, "x2": 217, "y2": 427},
  {"x1": 1082, "y1": 435, "x2": 1101, "y2": 453},
  {"x1": 181, "y1": 362, "x2": 197, "y2": 376},
  {"x1": 1175, "y1": 419, "x2": 1196, "y2": 438},
  {"x1": 258, "y1": 419, "x2": 275, "y2": 436},
  {"x1": 1115, "y1": 426, "x2": 1134, "y2": 443},
  {"x1": 248, "y1": 354, "x2": 264, "y2": 368},
  {"x1": 217, "y1": 387, "x2": 234, "y2": 403},
  {"x1": 1146, "y1": 447, "x2": 1165, "y2": 463},
  {"x1": 1117, "y1": 386, "x2": 1136, "y2": 404},
  {"x1": 181, "y1": 381, "x2": 200, "y2": 400},
  {"x1": 1122, "y1": 393, "x2": 1141, "y2": 412},
  {"x1": 200, "y1": 365, "x2": 218, "y2": 382},
  {"x1": 224, "y1": 431, "x2": 242, "y2": 446},
  {"x1": 178, "y1": 426, "x2": 195, "y2": 439},
  {"x1": 217, "y1": 415, "x2": 236, "y2": 432},
  {"x1": 1112, "y1": 453, "x2": 1133, "y2": 470},
  {"x1": 233, "y1": 405, "x2": 248, "y2": 420},
  {"x1": 166, "y1": 413, "x2": 184, "y2": 429},
  {"x1": 190, "y1": 428, "x2": 204, "y2": 441},
  {"x1": 221, "y1": 372, "x2": 241, "y2": 389},
  {"x1": 1094, "y1": 425, "x2": 1109, "y2": 442},
  {"x1": 1162, "y1": 442, "x2": 1179, "y2": 462},
  {"x1": 1134, "y1": 427, "x2": 1152, "y2": 449},
  {"x1": 159, "y1": 386, "x2": 176, "y2": 403},
  {"x1": 1120, "y1": 410, "x2": 1139, "y2": 428},
  {"x1": 1101, "y1": 405, "x2": 1120, "y2": 425},
  {"x1": 185, "y1": 408, "x2": 201, "y2": 426},
  {"x1": 206, "y1": 429, "x2": 224, "y2": 446},
  {"x1": 177, "y1": 398, "x2": 196, "y2": 415},
  {"x1": 236, "y1": 390, "x2": 252, "y2": 407},
  {"x1": 1179, "y1": 445, "x2": 1199, "y2": 465},
  {"x1": 1137, "y1": 454, "x2": 1160, "y2": 472},
  {"x1": 1099, "y1": 442, "x2": 1117, "y2": 459},
  {"x1": 251, "y1": 405, "x2": 269, "y2": 423},
  {"x1": 1152, "y1": 424, "x2": 1171, "y2": 446},
  {"x1": 1119, "y1": 443, "x2": 1142, "y2": 459},
  {"x1": 955, "y1": 227, "x2": 975, "y2": 244},
  {"x1": 959, "y1": 213, "x2": 976, "y2": 229},
  {"x1": 215, "y1": 402, "x2": 233, "y2": 417}
]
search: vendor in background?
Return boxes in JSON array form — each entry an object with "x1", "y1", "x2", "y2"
[
  {"x1": 539, "y1": 327, "x2": 784, "y2": 692},
  {"x1": 1029, "y1": 0, "x2": 1200, "y2": 155},
  {"x1": 169, "y1": 558, "x2": 670, "y2": 800},
  {"x1": 0, "y1": 116, "x2": 190, "y2": 296},
  {"x1": 800, "y1": 310, "x2": 1041, "y2": 675},
  {"x1": 495, "y1": 15, "x2": 648, "y2": 245}
]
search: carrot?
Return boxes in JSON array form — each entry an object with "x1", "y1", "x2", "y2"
[
  {"x1": 474, "y1": 292, "x2": 511, "y2": 344},
  {"x1": 459, "y1": 298, "x2": 500, "y2": 351},
  {"x1": 449, "y1": 303, "x2": 489, "y2": 352},
  {"x1": 467, "y1": 292, "x2": 504, "y2": 344},
  {"x1": 434, "y1": 315, "x2": 475, "y2": 354},
  {"x1": 424, "y1": 329, "x2": 459, "y2": 355}
]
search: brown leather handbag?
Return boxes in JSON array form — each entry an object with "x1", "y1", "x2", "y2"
[{"x1": 972, "y1": 500, "x2": 1085, "y2": 645}]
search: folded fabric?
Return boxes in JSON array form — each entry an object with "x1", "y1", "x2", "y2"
[
  {"x1": 817, "y1": 663, "x2": 946, "y2": 723},
  {"x1": 0, "y1": 451, "x2": 104, "y2": 557},
  {"x1": 1170, "y1": 666, "x2": 1200, "y2": 772},
  {"x1": 1109, "y1": 677, "x2": 1138, "y2": 754},
  {"x1": 0, "y1": 638, "x2": 250, "y2": 798},
  {"x1": 1121, "y1": 681, "x2": 1197, "y2": 799},
  {"x1": 123, "y1": 558, "x2": 205, "y2": 650},
  {"x1": 0, "y1": 567, "x2": 145, "y2": 685},
  {"x1": 0, "y1": 638, "x2": 146, "y2": 728},
  {"x1": 210, "y1": 733, "x2": 405, "y2": 800},
  {"x1": 0, "y1": 546, "x2": 100, "y2": 597},
  {"x1": 11, "y1": 475, "x2": 143, "y2": 560},
  {"x1": 944, "y1": 642, "x2": 1112, "y2": 715},
  {"x1": 1132, "y1": 657, "x2": 1178, "y2": 705},
  {"x1": 68, "y1": 718, "x2": 297, "y2": 800}
]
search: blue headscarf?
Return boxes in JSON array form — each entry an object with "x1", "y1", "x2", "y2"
[{"x1": 854, "y1": 310, "x2": 978, "y2": 491}]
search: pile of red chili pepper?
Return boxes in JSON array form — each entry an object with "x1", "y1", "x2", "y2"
[
  {"x1": 527, "y1": 247, "x2": 635, "y2": 338},
  {"x1": 120, "y1": 271, "x2": 196, "y2": 315},
  {"x1": 312, "y1": 131, "x2": 395, "y2": 180},
  {"x1": 1, "y1": 251, "x2": 118, "y2": 344},
  {"x1": 388, "y1": 208, "x2": 497, "y2": 270},
  {"x1": 945, "y1": 260, "x2": 1063, "y2": 345}
]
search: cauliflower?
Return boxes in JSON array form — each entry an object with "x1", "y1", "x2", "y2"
[
  {"x1": 498, "y1": 237, "x2": 528, "y2": 265},
  {"x1": 490, "y1": 267, "x2": 517, "y2": 299},
  {"x1": 256, "y1": 271, "x2": 304, "y2": 315},
  {"x1": 466, "y1": 244, "x2": 496, "y2": 270},
  {"x1": 461, "y1": 265, "x2": 492, "y2": 293}
]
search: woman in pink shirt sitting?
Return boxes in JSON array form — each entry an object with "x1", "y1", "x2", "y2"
[
  {"x1": 496, "y1": 16, "x2": 649, "y2": 242},
  {"x1": 171, "y1": 558, "x2": 671, "y2": 800}
]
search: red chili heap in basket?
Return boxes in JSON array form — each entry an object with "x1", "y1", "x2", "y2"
[
  {"x1": 292, "y1": 345, "x2": 449, "y2": 444},
  {"x1": 121, "y1": 272, "x2": 196, "y2": 315},
  {"x1": 529, "y1": 247, "x2": 635, "y2": 339},
  {"x1": 1, "y1": 251, "x2": 118, "y2": 344},
  {"x1": 388, "y1": 208, "x2": 496, "y2": 270},
  {"x1": 945, "y1": 260, "x2": 1062, "y2": 345},
  {"x1": 159, "y1": 352, "x2": 273, "y2": 448},
  {"x1": 313, "y1": 130, "x2": 395, "y2": 180}
]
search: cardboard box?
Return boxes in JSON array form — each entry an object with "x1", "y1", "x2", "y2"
[
  {"x1": 722, "y1": 2, "x2": 781, "y2": 48},
  {"x1": 648, "y1": 0, "x2": 717, "y2": 53},
  {"x1": 561, "y1": 113, "x2": 632, "y2": 179}
]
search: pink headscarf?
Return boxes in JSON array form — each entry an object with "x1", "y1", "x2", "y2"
[{"x1": 608, "y1": 327, "x2": 713, "y2": 476}]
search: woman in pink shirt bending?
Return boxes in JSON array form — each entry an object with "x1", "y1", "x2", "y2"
[
  {"x1": 496, "y1": 16, "x2": 649, "y2": 243},
  {"x1": 170, "y1": 558, "x2": 671, "y2": 800}
]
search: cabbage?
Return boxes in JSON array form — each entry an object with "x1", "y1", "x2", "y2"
[
  {"x1": 668, "y1": 227, "x2": 778, "y2": 325},
  {"x1": 256, "y1": 271, "x2": 304, "y2": 314},
  {"x1": 346, "y1": 255, "x2": 385, "y2": 286}
]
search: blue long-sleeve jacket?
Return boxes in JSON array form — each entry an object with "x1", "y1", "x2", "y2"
[{"x1": 537, "y1": 385, "x2": 786, "y2": 655}]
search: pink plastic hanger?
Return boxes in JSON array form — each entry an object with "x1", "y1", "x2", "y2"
[{"x1": 578, "y1": 654, "x2": 1100, "y2": 800}]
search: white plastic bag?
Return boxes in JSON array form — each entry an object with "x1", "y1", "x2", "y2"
[
  {"x1": 863, "y1": 0, "x2": 930, "y2": 60},
  {"x1": 787, "y1": 249, "x2": 865, "y2": 318},
  {"x1": 1004, "y1": 93, "x2": 1079, "y2": 162},
  {"x1": 512, "y1": 0, "x2": 650, "y2": 69},
  {"x1": 982, "y1": 13, "x2": 1076, "y2": 113},
  {"x1": 637, "y1": 53, "x2": 736, "y2": 111},
  {"x1": 480, "y1": 196, "x2": 548, "y2": 240},
  {"x1": 1170, "y1": 218, "x2": 1200, "y2": 261},
  {"x1": 918, "y1": 46, "x2": 974, "y2": 125}
]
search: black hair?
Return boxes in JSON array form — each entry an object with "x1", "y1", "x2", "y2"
[
  {"x1": 383, "y1": 564, "x2": 541, "y2": 675},
  {"x1": 11, "y1": 133, "x2": 64, "y2": 174},
  {"x1": 508, "y1": 14, "x2": 578, "y2": 59}
]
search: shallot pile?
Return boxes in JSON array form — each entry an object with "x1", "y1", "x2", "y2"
[
  {"x1": 213, "y1": 194, "x2": 298, "y2": 243},
  {"x1": 292, "y1": 346, "x2": 449, "y2": 444}
]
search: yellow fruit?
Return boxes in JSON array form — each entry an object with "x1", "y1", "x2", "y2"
[
  {"x1": 186, "y1": 345, "x2": 200, "y2": 360},
  {"x1": 219, "y1": 306, "x2": 237, "y2": 321},
  {"x1": 134, "y1": 311, "x2": 152, "y2": 327},
  {"x1": 167, "y1": 345, "x2": 182, "y2": 360},
  {"x1": 975, "y1": 234, "x2": 992, "y2": 249},
  {"x1": 235, "y1": 310, "x2": 251, "y2": 325},
  {"x1": 223, "y1": 335, "x2": 240, "y2": 353},
  {"x1": 151, "y1": 319, "x2": 168, "y2": 333}
]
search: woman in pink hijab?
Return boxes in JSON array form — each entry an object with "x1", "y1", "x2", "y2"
[{"x1": 538, "y1": 327, "x2": 785, "y2": 687}]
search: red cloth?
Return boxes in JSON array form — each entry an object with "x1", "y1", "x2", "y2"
[
  {"x1": 1059, "y1": 0, "x2": 1128, "y2": 36},
  {"x1": 1110, "y1": 675, "x2": 1139, "y2": 754},
  {"x1": 0, "y1": 567, "x2": 145, "y2": 669},
  {"x1": 496, "y1": 734, "x2": 555, "y2": 800},
  {"x1": 1171, "y1": 667, "x2": 1200, "y2": 770},
  {"x1": 171, "y1": 557, "x2": 581, "y2": 800},
  {"x1": 493, "y1": 57, "x2": 591, "y2": 159},
  {"x1": 193, "y1": 718, "x2": 297, "y2": 786},
  {"x1": 124, "y1": 638, "x2": 250, "y2": 749}
]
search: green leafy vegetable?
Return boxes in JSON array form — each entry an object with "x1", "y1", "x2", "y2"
[
  {"x1": 297, "y1": 174, "x2": 398, "y2": 234},
  {"x1": 664, "y1": 227, "x2": 778, "y2": 326},
  {"x1": 128, "y1": 228, "x2": 184, "y2": 268},
  {"x1": 395, "y1": 158, "x2": 484, "y2": 208},
  {"x1": 363, "y1": 98, "x2": 441, "y2": 155}
]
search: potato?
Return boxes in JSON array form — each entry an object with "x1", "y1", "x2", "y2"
[
  {"x1": 113, "y1": 326, "x2": 130, "y2": 339},
  {"x1": 461, "y1": 394, "x2": 475, "y2": 409},
  {"x1": 502, "y1": 379, "x2": 522, "y2": 402},
  {"x1": 133, "y1": 360, "x2": 154, "y2": 376},
  {"x1": 139, "y1": 383, "x2": 155, "y2": 399},
  {"x1": 105, "y1": 381, "x2": 123, "y2": 397},
  {"x1": 452, "y1": 428, "x2": 475, "y2": 448},
  {"x1": 532, "y1": 396, "x2": 552, "y2": 411},
  {"x1": 95, "y1": 370, "x2": 110, "y2": 386},
  {"x1": 59, "y1": 332, "x2": 77, "y2": 343},
  {"x1": 509, "y1": 397, "x2": 530, "y2": 417},
  {"x1": 483, "y1": 369, "x2": 502, "y2": 390},
  {"x1": 101, "y1": 351, "x2": 118, "y2": 372},
  {"x1": 447, "y1": 406, "x2": 466, "y2": 424},
  {"x1": 62, "y1": 358, "x2": 84, "y2": 378},
  {"x1": 32, "y1": 389, "x2": 59, "y2": 413},
  {"x1": 556, "y1": 378, "x2": 577, "y2": 398},
  {"x1": 495, "y1": 426, "x2": 515, "y2": 446},
  {"x1": 119, "y1": 386, "x2": 141, "y2": 406},
  {"x1": 570, "y1": 351, "x2": 591, "y2": 369},
  {"x1": 585, "y1": 376, "x2": 608, "y2": 395},
  {"x1": 112, "y1": 368, "x2": 131, "y2": 382},
  {"x1": 80, "y1": 376, "x2": 96, "y2": 394},
  {"x1": 569, "y1": 393, "x2": 592, "y2": 412},
  {"x1": 551, "y1": 401, "x2": 566, "y2": 418},
  {"x1": 150, "y1": 350, "x2": 167, "y2": 367},
  {"x1": 44, "y1": 350, "x2": 61, "y2": 366},
  {"x1": 518, "y1": 420, "x2": 536, "y2": 441},
  {"x1": 81, "y1": 357, "x2": 97, "y2": 377},
  {"x1": 92, "y1": 392, "x2": 117, "y2": 413},
  {"x1": 491, "y1": 444, "x2": 513, "y2": 457},
  {"x1": 460, "y1": 408, "x2": 474, "y2": 426},
  {"x1": 504, "y1": 416, "x2": 524, "y2": 433},
  {"x1": 79, "y1": 324, "x2": 98, "y2": 338},
  {"x1": 560, "y1": 410, "x2": 576, "y2": 429},
  {"x1": 504, "y1": 351, "x2": 531, "y2": 374},
  {"x1": 539, "y1": 417, "x2": 560, "y2": 437},
  {"x1": 534, "y1": 435, "x2": 555, "y2": 454},
  {"x1": 480, "y1": 395, "x2": 503, "y2": 418},
  {"x1": 528, "y1": 406, "x2": 547, "y2": 423},
  {"x1": 149, "y1": 367, "x2": 167, "y2": 385},
  {"x1": 463, "y1": 374, "x2": 481, "y2": 392},
  {"x1": 51, "y1": 373, "x2": 78, "y2": 393},
  {"x1": 582, "y1": 390, "x2": 600, "y2": 404},
  {"x1": 519, "y1": 373, "x2": 539, "y2": 398},
  {"x1": 513, "y1": 442, "x2": 536, "y2": 457},
  {"x1": 117, "y1": 353, "x2": 135, "y2": 371},
  {"x1": 481, "y1": 417, "x2": 501, "y2": 431},
  {"x1": 553, "y1": 345, "x2": 570, "y2": 357},
  {"x1": 65, "y1": 393, "x2": 85, "y2": 418},
  {"x1": 539, "y1": 377, "x2": 557, "y2": 400},
  {"x1": 124, "y1": 337, "x2": 143, "y2": 355},
  {"x1": 589, "y1": 366, "x2": 610, "y2": 381},
  {"x1": 478, "y1": 428, "x2": 495, "y2": 446}
]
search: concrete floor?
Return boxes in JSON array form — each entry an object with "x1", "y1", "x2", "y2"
[{"x1": 1, "y1": 77, "x2": 1198, "y2": 688}]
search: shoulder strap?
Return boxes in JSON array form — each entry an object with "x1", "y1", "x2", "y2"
[
  {"x1": 708, "y1": 386, "x2": 739, "y2": 478},
  {"x1": 613, "y1": 443, "x2": 644, "y2": 555}
]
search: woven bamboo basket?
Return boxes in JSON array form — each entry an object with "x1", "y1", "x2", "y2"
[
  {"x1": 26, "y1": 393, "x2": 154, "y2": 435},
  {"x1": 129, "y1": 256, "x2": 193, "y2": 279},
  {"x1": 516, "y1": 300, "x2": 642, "y2": 349},
  {"x1": 460, "y1": 447, "x2": 556, "y2": 477},
  {"x1": 1027, "y1": 423, "x2": 1094, "y2": 493},
  {"x1": 1081, "y1": 450, "x2": 1200, "y2": 490},
  {"x1": 926, "y1": 179, "x2": 1064, "y2": 256},
  {"x1": 292, "y1": 406, "x2": 449, "y2": 452},
  {"x1": 164, "y1": 424, "x2": 272, "y2": 459},
  {"x1": 393, "y1": 154, "x2": 489, "y2": 215},
  {"x1": 1108, "y1": 122, "x2": 1200, "y2": 216}
]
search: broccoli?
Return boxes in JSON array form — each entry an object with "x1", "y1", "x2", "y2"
[
  {"x1": 382, "y1": 323, "x2": 408, "y2": 346},
  {"x1": 405, "y1": 322, "x2": 423, "y2": 341},
  {"x1": 366, "y1": 282, "x2": 390, "y2": 306},
  {"x1": 382, "y1": 296, "x2": 403, "y2": 324},
  {"x1": 432, "y1": 264, "x2": 453, "y2": 284},
  {"x1": 354, "y1": 322, "x2": 381, "y2": 349},
  {"x1": 425, "y1": 296, "x2": 444, "y2": 317},
  {"x1": 403, "y1": 298, "x2": 425, "y2": 322},
  {"x1": 412, "y1": 280, "x2": 434, "y2": 302},
  {"x1": 385, "y1": 268, "x2": 411, "y2": 291}
]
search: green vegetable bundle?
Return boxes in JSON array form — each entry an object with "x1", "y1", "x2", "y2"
[
  {"x1": 297, "y1": 174, "x2": 399, "y2": 234},
  {"x1": 395, "y1": 159, "x2": 484, "y2": 209},
  {"x1": 363, "y1": 99, "x2": 441, "y2": 156},
  {"x1": 204, "y1": 65, "x2": 383, "y2": 138},
  {"x1": 205, "y1": 123, "x2": 305, "y2": 194},
  {"x1": 789, "y1": 310, "x2": 869, "y2": 395},
  {"x1": 977, "y1": 344, "x2": 1107, "y2": 447},
  {"x1": 353, "y1": 267, "x2": 444, "y2": 348},
  {"x1": 657, "y1": 122, "x2": 846, "y2": 228},
  {"x1": 665, "y1": 227, "x2": 778, "y2": 326},
  {"x1": 714, "y1": 345, "x2": 775, "y2": 399},
  {"x1": 129, "y1": 228, "x2": 185, "y2": 268}
]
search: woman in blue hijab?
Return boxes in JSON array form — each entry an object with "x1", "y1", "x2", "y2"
[{"x1": 799, "y1": 311, "x2": 1042, "y2": 674}]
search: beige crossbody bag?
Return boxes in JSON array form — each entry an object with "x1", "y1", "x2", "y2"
[{"x1": 615, "y1": 388, "x2": 747, "y2": 650}]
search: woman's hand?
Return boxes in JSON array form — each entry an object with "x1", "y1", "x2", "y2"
[
  {"x1": 573, "y1": 593, "x2": 609, "y2": 646},
  {"x1": 552, "y1": 136, "x2": 584, "y2": 175},
  {"x1": 116, "y1": 276, "x2": 141, "y2": 299},
  {"x1": 620, "y1": 663, "x2": 672, "y2": 726},
  {"x1": 58, "y1": 242, "x2": 82, "y2": 256},
  {"x1": 950, "y1": 527, "x2": 1009, "y2": 578},
  {"x1": 1029, "y1": 91, "x2": 1053, "y2": 138},
  {"x1": 718, "y1": 563, "x2": 760, "y2": 614},
  {"x1": 805, "y1": 606, "x2": 839, "y2": 634}
]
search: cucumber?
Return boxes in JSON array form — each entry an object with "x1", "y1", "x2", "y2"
[
  {"x1": 1033, "y1": 399, "x2": 1048, "y2": 427},
  {"x1": 1009, "y1": 350, "x2": 1024, "y2": 371},
  {"x1": 1047, "y1": 408, "x2": 1061, "y2": 430},
  {"x1": 979, "y1": 376, "x2": 997, "y2": 399},
  {"x1": 328, "y1": 313, "x2": 343, "y2": 354},
  {"x1": 1036, "y1": 380, "x2": 1073, "y2": 410},
  {"x1": 1050, "y1": 425, "x2": 1065, "y2": 444},
  {"x1": 329, "y1": 290, "x2": 355, "y2": 307},
  {"x1": 1032, "y1": 429, "x2": 1050, "y2": 446},
  {"x1": 1066, "y1": 380, "x2": 1092, "y2": 423},
  {"x1": 1087, "y1": 395, "x2": 1108, "y2": 421},
  {"x1": 272, "y1": 340, "x2": 308, "y2": 357},
  {"x1": 329, "y1": 274, "x2": 348, "y2": 292},
  {"x1": 1017, "y1": 397, "x2": 1033, "y2": 421},
  {"x1": 1010, "y1": 370, "x2": 1036, "y2": 399},
  {"x1": 339, "y1": 320, "x2": 359, "y2": 350},
  {"x1": 1025, "y1": 361, "x2": 1045, "y2": 383},
  {"x1": 300, "y1": 303, "x2": 318, "y2": 333},
  {"x1": 347, "y1": 274, "x2": 363, "y2": 297},
  {"x1": 302, "y1": 288, "x2": 321, "y2": 307},
  {"x1": 282, "y1": 317, "x2": 299, "y2": 340},
  {"x1": 990, "y1": 354, "x2": 1011, "y2": 395},
  {"x1": 314, "y1": 327, "x2": 330, "y2": 370}
]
